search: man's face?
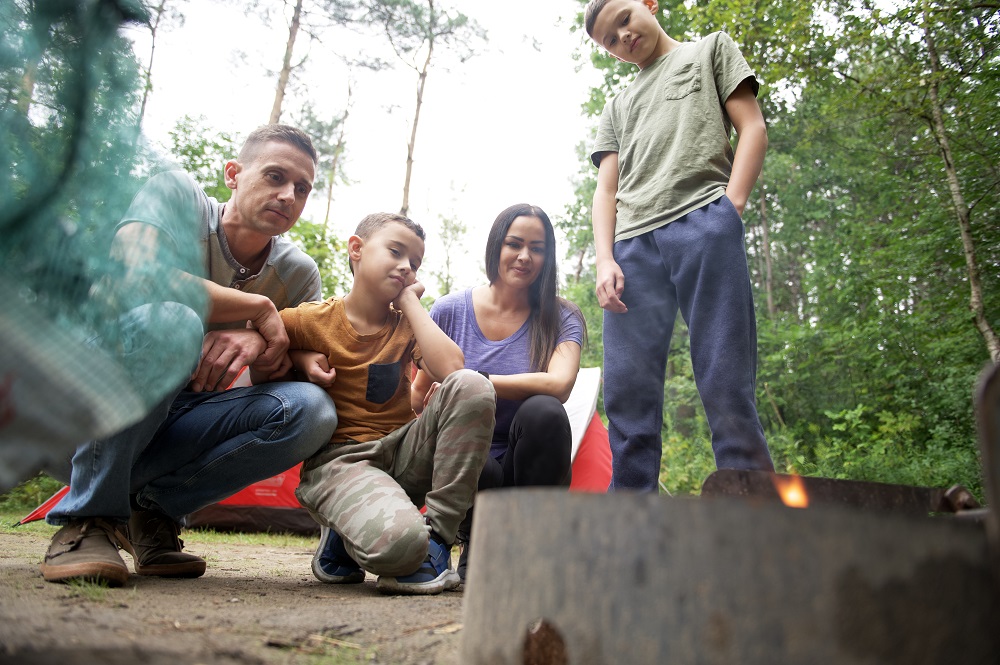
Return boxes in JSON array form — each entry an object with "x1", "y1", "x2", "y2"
[
  {"x1": 591, "y1": 0, "x2": 663, "y2": 69},
  {"x1": 226, "y1": 140, "x2": 315, "y2": 237}
]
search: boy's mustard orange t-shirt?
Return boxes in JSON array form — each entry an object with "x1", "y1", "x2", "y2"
[{"x1": 280, "y1": 297, "x2": 422, "y2": 444}]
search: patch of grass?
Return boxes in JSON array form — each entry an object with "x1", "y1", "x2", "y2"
[
  {"x1": 184, "y1": 528, "x2": 316, "y2": 549},
  {"x1": 64, "y1": 578, "x2": 116, "y2": 602},
  {"x1": 0, "y1": 512, "x2": 57, "y2": 534}
]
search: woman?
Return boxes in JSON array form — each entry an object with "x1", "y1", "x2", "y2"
[{"x1": 412, "y1": 203, "x2": 586, "y2": 582}]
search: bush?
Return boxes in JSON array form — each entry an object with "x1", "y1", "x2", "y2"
[{"x1": 0, "y1": 473, "x2": 64, "y2": 515}]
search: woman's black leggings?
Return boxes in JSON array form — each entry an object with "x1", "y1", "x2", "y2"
[{"x1": 479, "y1": 394, "x2": 573, "y2": 491}]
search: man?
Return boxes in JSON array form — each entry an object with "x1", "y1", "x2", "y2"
[{"x1": 40, "y1": 125, "x2": 338, "y2": 587}]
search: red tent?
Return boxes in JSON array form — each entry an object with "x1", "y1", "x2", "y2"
[{"x1": 20, "y1": 368, "x2": 611, "y2": 533}]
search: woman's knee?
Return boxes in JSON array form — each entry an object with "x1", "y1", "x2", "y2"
[{"x1": 512, "y1": 395, "x2": 570, "y2": 443}]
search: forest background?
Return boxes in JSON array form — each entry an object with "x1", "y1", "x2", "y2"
[{"x1": 1, "y1": 0, "x2": 997, "y2": 506}]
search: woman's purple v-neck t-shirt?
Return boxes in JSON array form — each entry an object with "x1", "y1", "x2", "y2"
[{"x1": 430, "y1": 288, "x2": 584, "y2": 458}]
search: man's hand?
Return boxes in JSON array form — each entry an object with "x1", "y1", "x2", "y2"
[
  {"x1": 190, "y1": 328, "x2": 267, "y2": 392},
  {"x1": 247, "y1": 304, "x2": 290, "y2": 374},
  {"x1": 290, "y1": 350, "x2": 337, "y2": 388},
  {"x1": 596, "y1": 258, "x2": 628, "y2": 313}
]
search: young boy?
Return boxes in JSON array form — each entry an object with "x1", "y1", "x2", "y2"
[
  {"x1": 585, "y1": 0, "x2": 775, "y2": 491},
  {"x1": 276, "y1": 212, "x2": 496, "y2": 595}
]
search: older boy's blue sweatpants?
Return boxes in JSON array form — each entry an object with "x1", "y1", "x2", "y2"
[{"x1": 603, "y1": 195, "x2": 774, "y2": 492}]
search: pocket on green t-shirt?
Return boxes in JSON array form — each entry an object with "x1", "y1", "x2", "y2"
[{"x1": 661, "y1": 62, "x2": 701, "y2": 100}]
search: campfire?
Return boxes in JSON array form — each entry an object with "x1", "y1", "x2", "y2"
[{"x1": 460, "y1": 364, "x2": 1000, "y2": 664}]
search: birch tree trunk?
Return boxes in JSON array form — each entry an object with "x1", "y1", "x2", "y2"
[
  {"x1": 400, "y1": 35, "x2": 433, "y2": 217},
  {"x1": 922, "y1": 5, "x2": 999, "y2": 362},
  {"x1": 269, "y1": 0, "x2": 303, "y2": 125}
]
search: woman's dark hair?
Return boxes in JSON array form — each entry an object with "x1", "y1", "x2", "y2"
[{"x1": 484, "y1": 204, "x2": 586, "y2": 372}]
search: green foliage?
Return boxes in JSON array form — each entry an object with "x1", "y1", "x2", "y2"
[
  {"x1": 286, "y1": 218, "x2": 352, "y2": 298},
  {"x1": 166, "y1": 114, "x2": 239, "y2": 201},
  {"x1": 0, "y1": 474, "x2": 64, "y2": 515}
]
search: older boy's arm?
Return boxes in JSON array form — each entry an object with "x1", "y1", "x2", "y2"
[
  {"x1": 724, "y1": 80, "x2": 768, "y2": 215},
  {"x1": 394, "y1": 282, "x2": 464, "y2": 382},
  {"x1": 593, "y1": 152, "x2": 627, "y2": 314}
]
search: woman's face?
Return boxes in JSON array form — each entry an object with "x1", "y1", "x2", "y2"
[{"x1": 497, "y1": 215, "x2": 547, "y2": 289}]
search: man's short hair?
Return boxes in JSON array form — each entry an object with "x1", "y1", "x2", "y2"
[{"x1": 238, "y1": 124, "x2": 318, "y2": 166}]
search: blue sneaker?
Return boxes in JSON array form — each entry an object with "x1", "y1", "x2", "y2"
[
  {"x1": 375, "y1": 533, "x2": 460, "y2": 595},
  {"x1": 312, "y1": 526, "x2": 365, "y2": 584}
]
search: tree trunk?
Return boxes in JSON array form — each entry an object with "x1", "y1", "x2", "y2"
[
  {"x1": 758, "y1": 187, "x2": 776, "y2": 319},
  {"x1": 922, "y1": 5, "x2": 1000, "y2": 362},
  {"x1": 138, "y1": 0, "x2": 168, "y2": 128},
  {"x1": 400, "y1": 0, "x2": 435, "y2": 217},
  {"x1": 323, "y1": 83, "x2": 352, "y2": 236},
  {"x1": 270, "y1": 0, "x2": 303, "y2": 125}
]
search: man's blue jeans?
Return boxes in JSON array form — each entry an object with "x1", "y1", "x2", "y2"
[{"x1": 47, "y1": 381, "x2": 337, "y2": 523}]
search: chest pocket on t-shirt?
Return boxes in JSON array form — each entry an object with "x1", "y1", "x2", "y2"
[
  {"x1": 366, "y1": 360, "x2": 402, "y2": 404},
  {"x1": 661, "y1": 62, "x2": 701, "y2": 100}
]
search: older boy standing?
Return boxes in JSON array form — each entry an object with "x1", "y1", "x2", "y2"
[
  {"x1": 585, "y1": 0, "x2": 774, "y2": 491},
  {"x1": 280, "y1": 212, "x2": 495, "y2": 595}
]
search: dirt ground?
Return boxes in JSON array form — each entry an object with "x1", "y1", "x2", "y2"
[{"x1": 0, "y1": 524, "x2": 464, "y2": 665}]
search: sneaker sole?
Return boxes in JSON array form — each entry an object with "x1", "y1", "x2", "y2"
[
  {"x1": 310, "y1": 557, "x2": 365, "y2": 584},
  {"x1": 375, "y1": 569, "x2": 461, "y2": 596},
  {"x1": 311, "y1": 526, "x2": 364, "y2": 584},
  {"x1": 40, "y1": 561, "x2": 130, "y2": 587}
]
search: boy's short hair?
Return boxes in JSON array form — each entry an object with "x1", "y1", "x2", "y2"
[
  {"x1": 239, "y1": 124, "x2": 318, "y2": 167},
  {"x1": 350, "y1": 212, "x2": 426, "y2": 274},
  {"x1": 584, "y1": 0, "x2": 614, "y2": 37},
  {"x1": 354, "y1": 212, "x2": 426, "y2": 242}
]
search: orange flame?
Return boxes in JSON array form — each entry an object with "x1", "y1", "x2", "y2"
[{"x1": 773, "y1": 474, "x2": 809, "y2": 508}]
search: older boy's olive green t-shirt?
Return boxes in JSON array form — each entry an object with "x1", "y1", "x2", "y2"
[{"x1": 591, "y1": 31, "x2": 758, "y2": 242}]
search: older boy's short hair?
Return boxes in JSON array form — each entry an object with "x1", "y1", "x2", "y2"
[
  {"x1": 238, "y1": 124, "x2": 318, "y2": 166},
  {"x1": 584, "y1": 0, "x2": 614, "y2": 37},
  {"x1": 349, "y1": 212, "x2": 426, "y2": 274}
]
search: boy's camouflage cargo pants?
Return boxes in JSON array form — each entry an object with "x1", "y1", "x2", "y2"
[{"x1": 296, "y1": 369, "x2": 496, "y2": 576}]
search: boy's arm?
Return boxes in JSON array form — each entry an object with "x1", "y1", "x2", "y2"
[
  {"x1": 394, "y1": 282, "x2": 465, "y2": 382},
  {"x1": 411, "y1": 367, "x2": 440, "y2": 415},
  {"x1": 592, "y1": 152, "x2": 628, "y2": 313},
  {"x1": 724, "y1": 80, "x2": 768, "y2": 215}
]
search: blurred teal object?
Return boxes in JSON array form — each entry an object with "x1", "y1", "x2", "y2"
[{"x1": 0, "y1": 0, "x2": 209, "y2": 490}]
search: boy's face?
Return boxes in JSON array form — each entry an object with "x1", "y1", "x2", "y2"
[
  {"x1": 225, "y1": 140, "x2": 315, "y2": 238},
  {"x1": 591, "y1": 0, "x2": 664, "y2": 70},
  {"x1": 350, "y1": 221, "x2": 425, "y2": 302}
]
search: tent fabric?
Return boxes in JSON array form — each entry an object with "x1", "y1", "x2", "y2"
[
  {"x1": 20, "y1": 368, "x2": 612, "y2": 532},
  {"x1": 568, "y1": 412, "x2": 613, "y2": 493}
]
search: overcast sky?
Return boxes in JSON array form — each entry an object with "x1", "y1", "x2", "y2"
[{"x1": 128, "y1": 0, "x2": 604, "y2": 295}]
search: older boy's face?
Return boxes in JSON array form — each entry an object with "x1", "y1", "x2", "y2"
[
  {"x1": 357, "y1": 222, "x2": 425, "y2": 301},
  {"x1": 592, "y1": 0, "x2": 664, "y2": 69}
]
